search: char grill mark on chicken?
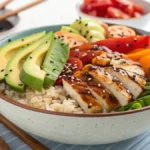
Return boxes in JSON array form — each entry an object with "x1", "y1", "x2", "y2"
[
  {"x1": 63, "y1": 76, "x2": 103, "y2": 113},
  {"x1": 74, "y1": 71, "x2": 120, "y2": 112},
  {"x1": 105, "y1": 67, "x2": 143, "y2": 99},
  {"x1": 83, "y1": 64, "x2": 133, "y2": 106}
]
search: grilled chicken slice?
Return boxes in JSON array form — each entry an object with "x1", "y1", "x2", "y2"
[
  {"x1": 83, "y1": 65, "x2": 132, "y2": 106},
  {"x1": 74, "y1": 71, "x2": 120, "y2": 112},
  {"x1": 63, "y1": 76, "x2": 103, "y2": 113},
  {"x1": 110, "y1": 53, "x2": 145, "y2": 77},
  {"x1": 105, "y1": 67, "x2": 143, "y2": 99}
]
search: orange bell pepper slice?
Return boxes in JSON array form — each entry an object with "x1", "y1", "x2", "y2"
[
  {"x1": 138, "y1": 55, "x2": 150, "y2": 77},
  {"x1": 127, "y1": 48, "x2": 150, "y2": 61}
]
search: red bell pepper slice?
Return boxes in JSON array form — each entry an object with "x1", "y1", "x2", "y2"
[{"x1": 95, "y1": 36, "x2": 149, "y2": 53}]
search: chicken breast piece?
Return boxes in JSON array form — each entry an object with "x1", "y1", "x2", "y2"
[
  {"x1": 75, "y1": 72, "x2": 120, "y2": 112},
  {"x1": 105, "y1": 67, "x2": 143, "y2": 99},
  {"x1": 83, "y1": 65, "x2": 132, "y2": 106},
  {"x1": 63, "y1": 76, "x2": 103, "y2": 113}
]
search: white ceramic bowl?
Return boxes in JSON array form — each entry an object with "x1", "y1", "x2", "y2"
[
  {"x1": 77, "y1": 0, "x2": 150, "y2": 29},
  {"x1": 0, "y1": 25, "x2": 150, "y2": 145}
]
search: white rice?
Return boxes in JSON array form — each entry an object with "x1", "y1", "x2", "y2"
[{"x1": 0, "y1": 83, "x2": 84, "y2": 113}]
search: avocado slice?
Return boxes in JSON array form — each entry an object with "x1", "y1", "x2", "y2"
[
  {"x1": 5, "y1": 32, "x2": 51, "y2": 92},
  {"x1": 20, "y1": 32, "x2": 53, "y2": 92},
  {"x1": 61, "y1": 26, "x2": 80, "y2": 35},
  {"x1": 42, "y1": 36, "x2": 69, "y2": 88},
  {"x1": 0, "y1": 31, "x2": 46, "y2": 81}
]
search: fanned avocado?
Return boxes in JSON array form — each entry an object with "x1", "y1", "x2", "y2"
[
  {"x1": 42, "y1": 37, "x2": 69, "y2": 88},
  {"x1": 61, "y1": 26, "x2": 80, "y2": 35},
  {"x1": 20, "y1": 32, "x2": 53, "y2": 92},
  {"x1": 0, "y1": 31, "x2": 45, "y2": 81},
  {"x1": 70, "y1": 18, "x2": 106, "y2": 43},
  {"x1": 5, "y1": 33, "x2": 51, "y2": 92}
]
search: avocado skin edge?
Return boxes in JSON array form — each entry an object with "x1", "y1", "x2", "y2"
[{"x1": 42, "y1": 37, "x2": 69, "y2": 88}]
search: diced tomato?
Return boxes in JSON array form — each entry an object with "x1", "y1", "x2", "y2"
[
  {"x1": 112, "y1": 0, "x2": 133, "y2": 8},
  {"x1": 134, "y1": 12, "x2": 142, "y2": 18},
  {"x1": 86, "y1": 0, "x2": 113, "y2": 11},
  {"x1": 107, "y1": 7, "x2": 130, "y2": 19},
  {"x1": 88, "y1": 10, "x2": 98, "y2": 16},
  {"x1": 84, "y1": 0, "x2": 96, "y2": 4},
  {"x1": 134, "y1": 4, "x2": 144, "y2": 14},
  {"x1": 55, "y1": 57, "x2": 83, "y2": 85},
  {"x1": 123, "y1": 5, "x2": 134, "y2": 16},
  {"x1": 95, "y1": 36, "x2": 149, "y2": 53}
]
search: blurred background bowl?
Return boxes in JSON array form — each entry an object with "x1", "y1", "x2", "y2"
[{"x1": 77, "y1": 0, "x2": 150, "y2": 29}]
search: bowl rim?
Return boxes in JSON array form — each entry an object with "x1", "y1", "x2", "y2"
[
  {"x1": 76, "y1": 1, "x2": 150, "y2": 22},
  {"x1": 1, "y1": 25, "x2": 150, "y2": 118}
]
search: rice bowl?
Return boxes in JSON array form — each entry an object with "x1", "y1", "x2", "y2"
[{"x1": 0, "y1": 21, "x2": 150, "y2": 145}]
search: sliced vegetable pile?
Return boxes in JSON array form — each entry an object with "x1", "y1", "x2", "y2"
[
  {"x1": 1, "y1": 17, "x2": 150, "y2": 113},
  {"x1": 81, "y1": 0, "x2": 144, "y2": 19}
]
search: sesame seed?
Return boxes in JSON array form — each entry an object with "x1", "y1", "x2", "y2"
[
  {"x1": 90, "y1": 36, "x2": 93, "y2": 39},
  {"x1": 72, "y1": 66, "x2": 77, "y2": 69},
  {"x1": 103, "y1": 90, "x2": 105, "y2": 93},
  {"x1": 98, "y1": 84, "x2": 101, "y2": 87},
  {"x1": 88, "y1": 78, "x2": 92, "y2": 81},
  {"x1": 71, "y1": 84, "x2": 74, "y2": 86},
  {"x1": 88, "y1": 91, "x2": 91, "y2": 94},
  {"x1": 134, "y1": 38, "x2": 137, "y2": 42},
  {"x1": 127, "y1": 90, "x2": 130, "y2": 93},
  {"x1": 74, "y1": 41, "x2": 77, "y2": 45},
  {"x1": 126, "y1": 44, "x2": 130, "y2": 47},
  {"x1": 120, "y1": 82, "x2": 123, "y2": 85},
  {"x1": 85, "y1": 23, "x2": 88, "y2": 26},
  {"x1": 82, "y1": 53, "x2": 87, "y2": 57},
  {"x1": 1, "y1": 69, "x2": 4, "y2": 72},
  {"x1": 59, "y1": 76, "x2": 62, "y2": 78},
  {"x1": 71, "y1": 80, "x2": 74, "y2": 82},
  {"x1": 9, "y1": 69, "x2": 12, "y2": 72},
  {"x1": 92, "y1": 53, "x2": 95, "y2": 57},
  {"x1": 145, "y1": 44, "x2": 148, "y2": 47},
  {"x1": 75, "y1": 49, "x2": 79, "y2": 51},
  {"x1": 88, "y1": 103, "x2": 92, "y2": 108},
  {"x1": 117, "y1": 44, "x2": 120, "y2": 47},
  {"x1": 71, "y1": 76, "x2": 74, "y2": 80},
  {"x1": 111, "y1": 34, "x2": 113, "y2": 37},
  {"x1": 8, "y1": 39, "x2": 11, "y2": 42}
]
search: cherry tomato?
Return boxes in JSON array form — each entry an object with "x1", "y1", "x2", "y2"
[{"x1": 55, "y1": 57, "x2": 83, "y2": 85}]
